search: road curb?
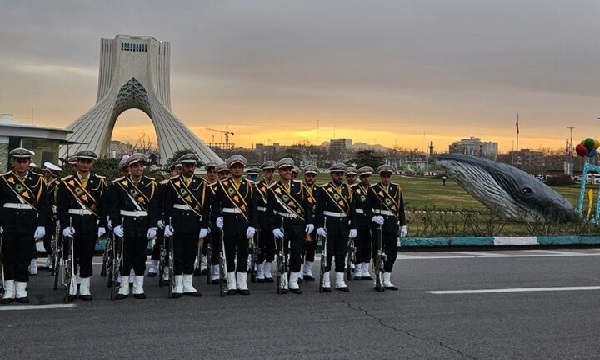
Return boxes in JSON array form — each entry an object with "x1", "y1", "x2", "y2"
[{"x1": 398, "y1": 236, "x2": 600, "y2": 248}]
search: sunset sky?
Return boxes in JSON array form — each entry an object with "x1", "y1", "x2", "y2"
[{"x1": 1, "y1": 1, "x2": 600, "y2": 154}]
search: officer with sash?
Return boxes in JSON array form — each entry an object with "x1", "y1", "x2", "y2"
[
  {"x1": 254, "y1": 160, "x2": 276, "y2": 283},
  {"x1": 301, "y1": 165, "x2": 319, "y2": 282},
  {"x1": 351, "y1": 166, "x2": 374, "y2": 281},
  {"x1": 56, "y1": 150, "x2": 107, "y2": 301},
  {"x1": 111, "y1": 154, "x2": 157, "y2": 299},
  {"x1": 0, "y1": 148, "x2": 49, "y2": 304},
  {"x1": 365, "y1": 165, "x2": 407, "y2": 291},
  {"x1": 40, "y1": 162, "x2": 62, "y2": 272},
  {"x1": 194, "y1": 161, "x2": 219, "y2": 277},
  {"x1": 267, "y1": 158, "x2": 314, "y2": 294},
  {"x1": 212, "y1": 155, "x2": 257, "y2": 295},
  {"x1": 315, "y1": 163, "x2": 356, "y2": 292},
  {"x1": 162, "y1": 154, "x2": 209, "y2": 298},
  {"x1": 149, "y1": 163, "x2": 181, "y2": 280}
]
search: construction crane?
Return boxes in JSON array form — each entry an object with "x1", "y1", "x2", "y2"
[{"x1": 206, "y1": 127, "x2": 235, "y2": 149}]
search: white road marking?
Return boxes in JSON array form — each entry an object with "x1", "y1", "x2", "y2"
[
  {"x1": 398, "y1": 251, "x2": 600, "y2": 260},
  {"x1": 0, "y1": 304, "x2": 77, "y2": 311},
  {"x1": 429, "y1": 286, "x2": 600, "y2": 294}
]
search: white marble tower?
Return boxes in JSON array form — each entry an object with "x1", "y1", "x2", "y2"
[{"x1": 61, "y1": 35, "x2": 220, "y2": 164}]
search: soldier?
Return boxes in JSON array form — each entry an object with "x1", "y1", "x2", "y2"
[
  {"x1": 212, "y1": 155, "x2": 257, "y2": 295},
  {"x1": 149, "y1": 163, "x2": 181, "y2": 279},
  {"x1": 365, "y1": 165, "x2": 407, "y2": 291},
  {"x1": 111, "y1": 154, "x2": 157, "y2": 299},
  {"x1": 291, "y1": 166, "x2": 300, "y2": 180},
  {"x1": 40, "y1": 162, "x2": 62, "y2": 272},
  {"x1": 194, "y1": 161, "x2": 219, "y2": 277},
  {"x1": 267, "y1": 158, "x2": 314, "y2": 294},
  {"x1": 0, "y1": 148, "x2": 49, "y2": 304},
  {"x1": 345, "y1": 167, "x2": 358, "y2": 186},
  {"x1": 56, "y1": 150, "x2": 107, "y2": 301},
  {"x1": 162, "y1": 154, "x2": 209, "y2": 298},
  {"x1": 216, "y1": 162, "x2": 230, "y2": 180},
  {"x1": 254, "y1": 160, "x2": 276, "y2": 283},
  {"x1": 246, "y1": 167, "x2": 260, "y2": 183},
  {"x1": 205, "y1": 162, "x2": 222, "y2": 284},
  {"x1": 301, "y1": 165, "x2": 319, "y2": 281},
  {"x1": 315, "y1": 163, "x2": 356, "y2": 292},
  {"x1": 351, "y1": 166, "x2": 374, "y2": 281}
]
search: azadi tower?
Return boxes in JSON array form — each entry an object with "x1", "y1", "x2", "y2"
[{"x1": 61, "y1": 35, "x2": 221, "y2": 164}]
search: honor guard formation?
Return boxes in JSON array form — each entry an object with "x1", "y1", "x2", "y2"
[{"x1": 0, "y1": 148, "x2": 407, "y2": 303}]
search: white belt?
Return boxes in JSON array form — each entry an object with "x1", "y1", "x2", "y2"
[
  {"x1": 173, "y1": 204, "x2": 192, "y2": 210},
  {"x1": 120, "y1": 210, "x2": 148, "y2": 217},
  {"x1": 3, "y1": 203, "x2": 33, "y2": 210},
  {"x1": 222, "y1": 208, "x2": 242, "y2": 214},
  {"x1": 257, "y1": 206, "x2": 267, "y2": 212},
  {"x1": 68, "y1": 208, "x2": 92, "y2": 215},
  {"x1": 373, "y1": 209, "x2": 395, "y2": 216},
  {"x1": 355, "y1": 209, "x2": 364, "y2": 214},
  {"x1": 323, "y1": 211, "x2": 346, "y2": 218},
  {"x1": 277, "y1": 211, "x2": 298, "y2": 218}
]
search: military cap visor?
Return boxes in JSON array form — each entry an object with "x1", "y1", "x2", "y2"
[
  {"x1": 227, "y1": 155, "x2": 248, "y2": 168},
  {"x1": 179, "y1": 153, "x2": 199, "y2": 164},
  {"x1": 304, "y1": 166, "x2": 318, "y2": 174},
  {"x1": 377, "y1": 165, "x2": 394, "y2": 174},
  {"x1": 75, "y1": 150, "x2": 98, "y2": 160},
  {"x1": 345, "y1": 167, "x2": 358, "y2": 175},
  {"x1": 358, "y1": 166, "x2": 374, "y2": 175},
  {"x1": 43, "y1": 162, "x2": 62, "y2": 173},
  {"x1": 127, "y1": 154, "x2": 148, "y2": 166},
  {"x1": 205, "y1": 161, "x2": 219, "y2": 170},
  {"x1": 261, "y1": 161, "x2": 276, "y2": 170},
  {"x1": 329, "y1": 163, "x2": 347, "y2": 173},
  {"x1": 10, "y1": 147, "x2": 35, "y2": 159},
  {"x1": 275, "y1": 158, "x2": 294, "y2": 169}
]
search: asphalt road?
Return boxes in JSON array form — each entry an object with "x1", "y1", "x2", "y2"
[{"x1": 2, "y1": 248, "x2": 600, "y2": 359}]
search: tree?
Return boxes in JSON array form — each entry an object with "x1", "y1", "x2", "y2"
[
  {"x1": 349, "y1": 150, "x2": 385, "y2": 169},
  {"x1": 91, "y1": 158, "x2": 121, "y2": 179}
]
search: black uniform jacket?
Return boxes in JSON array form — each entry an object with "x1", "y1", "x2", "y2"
[
  {"x1": 315, "y1": 181, "x2": 354, "y2": 230},
  {"x1": 56, "y1": 172, "x2": 107, "y2": 231},
  {"x1": 351, "y1": 182, "x2": 371, "y2": 228},
  {"x1": 364, "y1": 182, "x2": 406, "y2": 232},
  {"x1": 211, "y1": 177, "x2": 258, "y2": 232},
  {"x1": 266, "y1": 180, "x2": 314, "y2": 231},
  {"x1": 162, "y1": 175, "x2": 209, "y2": 235},
  {"x1": 0, "y1": 171, "x2": 49, "y2": 233},
  {"x1": 110, "y1": 175, "x2": 158, "y2": 238}
]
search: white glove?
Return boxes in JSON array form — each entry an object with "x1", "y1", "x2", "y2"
[
  {"x1": 272, "y1": 228, "x2": 284, "y2": 238},
  {"x1": 34, "y1": 226, "x2": 45, "y2": 240},
  {"x1": 372, "y1": 216, "x2": 384, "y2": 225},
  {"x1": 157, "y1": 220, "x2": 165, "y2": 229},
  {"x1": 305, "y1": 224, "x2": 314, "y2": 233},
  {"x1": 216, "y1": 217, "x2": 224, "y2": 229},
  {"x1": 97, "y1": 227, "x2": 106, "y2": 238},
  {"x1": 349, "y1": 229, "x2": 357, "y2": 238},
  {"x1": 51, "y1": 205, "x2": 57, "y2": 214},
  {"x1": 246, "y1": 226, "x2": 256, "y2": 239},
  {"x1": 400, "y1": 225, "x2": 407, "y2": 237},
  {"x1": 107, "y1": 219, "x2": 113, "y2": 230},
  {"x1": 164, "y1": 225, "x2": 174, "y2": 237},
  {"x1": 199, "y1": 228, "x2": 208, "y2": 238},
  {"x1": 62, "y1": 227, "x2": 75, "y2": 238},
  {"x1": 113, "y1": 225, "x2": 124, "y2": 238},
  {"x1": 147, "y1": 227, "x2": 157, "y2": 239},
  {"x1": 316, "y1": 227, "x2": 327, "y2": 237}
]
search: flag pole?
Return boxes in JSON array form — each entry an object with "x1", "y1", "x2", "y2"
[{"x1": 516, "y1": 112, "x2": 519, "y2": 151}]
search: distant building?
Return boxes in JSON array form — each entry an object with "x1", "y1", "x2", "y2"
[
  {"x1": 329, "y1": 138, "x2": 352, "y2": 161},
  {"x1": 0, "y1": 114, "x2": 71, "y2": 171},
  {"x1": 449, "y1": 137, "x2": 498, "y2": 160}
]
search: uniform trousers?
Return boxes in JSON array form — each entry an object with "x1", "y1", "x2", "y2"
[
  {"x1": 121, "y1": 235, "x2": 148, "y2": 276},
  {"x1": 280, "y1": 218, "x2": 305, "y2": 272},
  {"x1": 354, "y1": 221, "x2": 372, "y2": 264},
  {"x1": 257, "y1": 227, "x2": 275, "y2": 263},
  {"x1": 2, "y1": 231, "x2": 34, "y2": 282},
  {"x1": 323, "y1": 217, "x2": 349, "y2": 272},
  {"x1": 303, "y1": 229, "x2": 317, "y2": 262},
  {"x1": 173, "y1": 233, "x2": 198, "y2": 275}
]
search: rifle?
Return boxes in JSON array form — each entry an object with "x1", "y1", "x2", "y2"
[
  {"x1": 346, "y1": 236, "x2": 356, "y2": 281},
  {"x1": 65, "y1": 217, "x2": 76, "y2": 302},
  {"x1": 219, "y1": 228, "x2": 227, "y2": 297},
  {"x1": 249, "y1": 230, "x2": 260, "y2": 283},
  {"x1": 51, "y1": 220, "x2": 61, "y2": 276},
  {"x1": 205, "y1": 229, "x2": 212, "y2": 285},
  {"x1": 0, "y1": 230, "x2": 4, "y2": 297},
  {"x1": 318, "y1": 218, "x2": 327, "y2": 293},
  {"x1": 193, "y1": 235, "x2": 203, "y2": 276},
  {"x1": 276, "y1": 218, "x2": 288, "y2": 294},
  {"x1": 165, "y1": 217, "x2": 174, "y2": 298},
  {"x1": 374, "y1": 223, "x2": 385, "y2": 292},
  {"x1": 52, "y1": 225, "x2": 63, "y2": 290},
  {"x1": 109, "y1": 218, "x2": 123, "y2": 300}
]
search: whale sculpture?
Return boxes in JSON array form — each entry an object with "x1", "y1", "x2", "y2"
[{"x1": 436, "y1": 154, "x2": 579, "y2": 223}]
